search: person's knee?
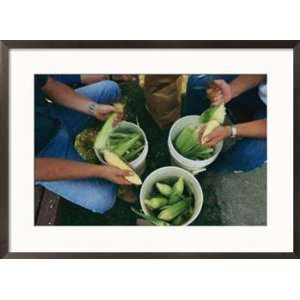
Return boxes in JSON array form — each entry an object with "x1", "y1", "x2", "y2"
[
  {"x1": 96, "y1": 80, "x2": 121, "y2": 104},
  {"x1": 233, "y1": 139, "x2": 267, "y2": 172},
  {"x1": 91, "y1": 194, "x2": 117, "y2": 214}
]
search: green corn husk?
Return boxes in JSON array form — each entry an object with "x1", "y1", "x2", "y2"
[
  {"x1": 171, "y1": 214, "x2": 185, "y2": 225},
  {"x1": 156, "y1": 182, "x2": 172, "y2": 197},
  {"x1": 109, "y1": 132, "x2": 132, "y2": 139},
  {"x1": 158, "y1": 200, "x2": 189, "y2": 221},
  {"x1": 144, "y1": 197, "x2": 169, "y2": 210},
  {"x1": 175, "y1": 125, "x2": 211, "y2": 159},
  {"x1": 174, "y1": 125, "x2": 195, "y2": 149},
  {"x1": 131, "y1": 207, "x2": 169, "y2": 226},
  {"x1": 174, "y1": 119, "x2": 220, "y2": 160},
  {"x1": 198, "y1": 104, "x2": 226, "y2": 124},
  {"x1": 106, "y1": 126, "x2": 145, "y2": 162},
  {"x1": 168, "y1": 177, "x2": 184, "y2": 204},
  {"x1": 131, "y1": 140, "x2": 143, "y2": 149},
  {"x1": 158, "y1": 204, "x2": 173, "y2": 211},
  {"x1": 122, "y1": 145, "x2": 144, "y2": 162},
  {"x1": 94, "y1": 114, "x2": 116, "y2": 152},
  {"x1": 113, "y1": 133, "x2": 141, "y2": 157},
  {"x1": 94, "y1": 103, "x2": 124, "y2": 152},
  {"x1": 174, "y1": 104, "x2": 225, "y2": 160}
]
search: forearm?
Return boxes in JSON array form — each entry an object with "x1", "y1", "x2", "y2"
[
  {"x1": 235, "y1": 118, "x2": 266, "y2": 139},
  {"x1": 43, "y1": 78, "x2": 94, "y2": 116},
  {"x1": 230, "y1": 75, "x2": 266, "y2": 99},
  {"x1": 35, "y1": 158, "x2": 103, "y2": 181}
]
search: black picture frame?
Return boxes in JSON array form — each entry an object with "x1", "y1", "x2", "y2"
[{"x1": 1, "y1": 40, "x2": 299, "y2": 259}]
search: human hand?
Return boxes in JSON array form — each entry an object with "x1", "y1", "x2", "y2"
[
  {"x1": 94, "y1": 104, "x2": 124, "y2": 125},
  {"x1": 200, "y1": 126, "x2": 231, "y2": 146},
  {"x1": 100, "y1": 165, "x2": 132, "y2": 185},
  {"x1": 207, "y1": 79, "x2": 232, "y2": 105}
]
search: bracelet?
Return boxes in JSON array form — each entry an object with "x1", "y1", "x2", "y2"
[
  {"x1": 230, "y1": 125, "x2": 238, "y2": 138},
  {"x1": 87, "y1": 103, "x2": 97, "y2": 116}
]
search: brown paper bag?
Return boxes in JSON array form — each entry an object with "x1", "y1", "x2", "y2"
[{"x1": 144, "y1": 75, "x2": 182, "y2": 128}]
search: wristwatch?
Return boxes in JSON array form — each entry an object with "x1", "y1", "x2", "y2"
[
  {"x1": 230, "y1": 125, "x2": 238, "y2": 138},
  {"x1": 87, "y1": 102, "x2": 97, "y2": 116}
]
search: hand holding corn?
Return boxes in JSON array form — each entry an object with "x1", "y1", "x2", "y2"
[
  {"x1": 207, "y1": 79, "x2": 232, "y2": 105},
  {"x1": 99, "y1": 165, "x2": 133, "y2": 185},
  {"x1": 94, "y1": 103, "x2": 124, "y2": 125},
  {"x1": 201, "y1": 126, "x2": 231, "y2": 147}
]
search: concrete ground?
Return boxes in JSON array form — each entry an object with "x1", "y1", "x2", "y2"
[{"x1": 195, "y1": 165, "x2": 267, "y2": 225}]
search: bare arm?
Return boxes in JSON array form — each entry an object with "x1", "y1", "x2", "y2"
[
  {"x1": 35, "y1": 158, "x2": 131, "y2": 185},
  {"x1": 235, "y1": 118, "x2": 266, "y2": 138},
  {"x1": 203, "y1": 118, "x2": 266, "y2": 146},
  {"x1": 229, "y1": 75, "x2": 266, "y2": 99},
  {"x1": 207, "y1": 75, "x2": 266, "y2": 105},
  {"x1": 43, "y1": 77, "x2": 98, "y2": 115},
  {"x1": 42, "y1": 77, "x2": 117, "y2": 120}
]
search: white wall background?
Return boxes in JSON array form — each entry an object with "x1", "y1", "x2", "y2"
[{"x1": 1, "y1": 0, "x2": 300, "y2": 299}]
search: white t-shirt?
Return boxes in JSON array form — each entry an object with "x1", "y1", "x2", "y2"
[{"x1": 258, "y1": 83, "x2": 267, "y2": 105}]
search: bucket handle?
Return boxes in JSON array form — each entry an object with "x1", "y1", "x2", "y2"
[{"x1": 191, "y1": 168, "x2": 207, "y2": 175}]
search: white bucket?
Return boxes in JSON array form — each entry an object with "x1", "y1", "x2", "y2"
[
  {"x1": 140, "y1": 166, "x2": 204, "y2": 226},
  {"x1": 168, "y1": 115, "x2": 223, "y2": 175},
  {"x1": 95, "y1": 121, "x2": 148, "y2": 176}
]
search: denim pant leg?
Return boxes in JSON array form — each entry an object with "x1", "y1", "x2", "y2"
[
  {"x1": 36, "y1": 80, "x2": 121, "y2": 214},
  {"x1": 183, "y1": 74, "x2": 236, "y2": 116},
  {"x1": 36, "y1": 128, "x2": 118, "y2": 213},
  {"x1": 50, "y1": 80, "x2": 121, "y2": 137},
  {"x1": 210, "y1": 110, "x2": 267, "y2": 173}
]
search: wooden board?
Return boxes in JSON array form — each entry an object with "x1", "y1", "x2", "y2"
[{"x1": 35, "y1": 188, "x2": 61, "y2": 225}]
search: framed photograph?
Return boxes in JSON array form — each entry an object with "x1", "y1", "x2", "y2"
[{"x1": 0, "y1": 40, "x2": 299, "y2": 258}]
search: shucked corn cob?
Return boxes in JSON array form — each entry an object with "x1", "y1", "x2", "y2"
[
  {"x1": 158, "y1": 199, "x2": 189, "y2": 221},
  {"x1": 168, "y1": 177, "x2": 184, "y2": 204},
  {"x1": 103, "y1": 150, "x2": 142, "y2": 185},
  {"x1": 132, "y1": 176, "x2": 194, "y2": 226}
]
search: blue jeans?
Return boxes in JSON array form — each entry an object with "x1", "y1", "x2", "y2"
[
  {"x1": 184, "y1": 75, "x2": 267, "y2": 173},
  {"x1": 36, "y1": 80, "x2": 121, "y2": 213}
]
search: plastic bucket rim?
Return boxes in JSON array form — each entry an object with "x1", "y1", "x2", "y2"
[
  {"x1": 168, "y1": 115, "x2": 223, "y2": 166},
  {"x1": 95, "y1": 120, "x2": 148, "y2": 167},
  {"x1": 139, "y1": 166, "x2": 204, "y2": 226}
]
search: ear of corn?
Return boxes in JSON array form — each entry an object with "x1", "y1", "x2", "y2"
[
  {"x1": 198, "y1": 104, "x2": 226, "y2": 124},
  {"x1": 175, "y1": 126, "x2": 212, "y2": 160},
  {"x1": 132, "y1": 176, "x2": 195, "y2": 226},
  {"x1": 156, "y1": 182, "x2": 172, "y2": 197},
  {"x1": 131, "y1": 207, "x2": 169, "y2": 226},
  {"x1": 168, "y1": 177, "x2": 184, "y2": 204},
  {"x1": 171, "y1": 214, "x2": 185, "y2": 225},
  {"x1": 200, "y1": 120, "x2": 221, "y2": 144},
  {"x1": 174, "y1": 104, "x2": 225, "y2": 160},
  {"x1": 113, "y1": 133, "x2": 141, "y2": 157},
  {"x1": 158, "y1": 199, "x2": 189, "y2": 221},
  {"x1": 94, "y1": 113, "x2": 116, "y2": 152},
  {"x1": 103, "y1": 150, "x2": 142, "y2": 185},
  {"x1": 122, "y1": 145, "x2": 144, "y2": 162},
  {"x1": 94, "y1": 103, "x2": 124, "y2": 152},
  {"x1": 144, "y1": 197, "x2": 169, "y2": 210}
]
